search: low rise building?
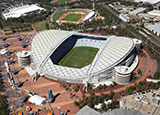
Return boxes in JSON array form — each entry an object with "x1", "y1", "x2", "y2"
[
  {"x1": 120, "y1": 90, "x2": 160, "y2": 115},
  {"x1": 145, "y1": 23, "x2": 160, "y2": 36},
  {"x1": 119, "y1": 13, "x2": 130, "y2": 22},
  {"x1": 148, "y1": 10, "x2": 160, "y2": 17},
  {"x1": 129, "y1": 7, "x2": 146, "y2": 15},
  {"x1": 76, "y1": 105, "x2": 144, "y2": 115},
  {"x1": 138, "y1": 13, "x2": 160, "y2": 22},
  {"x1": 134, "y1": 0, "x2": 160, "y2": 5}
]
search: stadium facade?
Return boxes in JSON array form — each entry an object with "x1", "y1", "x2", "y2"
[
  {"x1": 2, "y1": 4, "x2": 45, "y2": 20},
  {"x1": 30, "y1": 30, "x2": 141, "y2": 84}
]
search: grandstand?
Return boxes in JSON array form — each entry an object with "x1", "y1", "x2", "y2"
[
  {"x1": 30, "y1": 30, "x2": 141, "y2": 84},
  {"x1": 2, "y1": 4, "x2": 45, "y2": 20},
  {"x1": 55, "y1": 10, "x2": 96, "y2": 24}
]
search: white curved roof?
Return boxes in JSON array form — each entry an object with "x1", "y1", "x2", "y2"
[
  {"x1": 2, "y1": 4, "x2": 44, "y2": 19},
  {"x1": 30, "y1": 30, "x2": 135, "y2": 82},
  {"x1": 83, "y1": 11, "x2": 96, "y2": 21}
]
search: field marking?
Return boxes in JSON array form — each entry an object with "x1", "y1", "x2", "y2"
[
  {"x1": 57, "y1": 11, "x2": 88, "y2": 24},
  {"x1": 59, "y1": 47, "x2": 99, "y2": 68}
]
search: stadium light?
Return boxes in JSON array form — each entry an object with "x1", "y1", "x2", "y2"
[
  {"x1": 65, "y1": 1, "x2": 68, "y2": 11},
  {"x1": 57, "y1": 106, "x2": 61, "y2": 114},
  {"x1": 91, "y1": 0, "x2": 98, "y2": 10}
]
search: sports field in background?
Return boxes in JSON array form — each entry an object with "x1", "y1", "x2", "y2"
[
  {"x1": 61, "y1": 13, "x2": 84, "y2": 21},
  {"x1": 51, "y1": 9, "x2": 90, "y2": 24},
  {"x1": 51, "y1": 0, "x2": 75, "y2": 4},
  {"x1": 56, "y1": 11, "x2": 87, "y2": 24},
  {"x1": 59, "y1": 47, "x2": 99, "y2": 68}
]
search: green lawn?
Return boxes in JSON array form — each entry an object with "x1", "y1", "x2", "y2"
[
  {"x1": 53, "y1": 0, "x2": 73, "y2": 4},
  {"x1": 61, "y1": 13, "x2": 84, "y2": 22},
  {"x1": 59, "y1": 47, "x2": 99, "y2": 68},
  {"x1": 52, "y1": 11, "x2": 68, "y2": 21},
  {"x1": 52, "y1": 10, "x2": 89, "y2": 21},
  {"x1": 33, "y1": 20, "x2": 48, "y2": 32}
]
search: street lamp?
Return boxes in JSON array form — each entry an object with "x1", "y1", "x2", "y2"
[
  {"x1": 91, "y1": 0, "x2": 98, "y2": 11},
  {"x1": 57, "y1": 106, "x2": 61, "y2": 115}
]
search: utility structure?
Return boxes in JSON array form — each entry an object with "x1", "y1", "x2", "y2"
[
  {"x1": 11, "y1": 61, "x2": 22, "y2": 87},
  {"x1": 47, "y1": 89, "x2": 54, "y2": 103},
  {"x1": 16, "y1": 51, "x2": 31, "y2": 66}
]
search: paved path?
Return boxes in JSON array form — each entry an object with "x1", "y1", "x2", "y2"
[{"x1": 151, "y1": 59, "x2": 158, "y2": 76}]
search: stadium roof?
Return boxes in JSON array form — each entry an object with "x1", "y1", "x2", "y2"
[
  {"x1": 31, "y1": 30, "x2": 135, "y2": 83},
  {"x1": 2, "y1": 4, "x2": 44, "y2": 19}
]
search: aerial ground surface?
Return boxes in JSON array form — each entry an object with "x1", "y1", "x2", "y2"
[
  {"x1": 59, "y1": 46, "x2": 99, "y2": 68},
  {"x1": 61, "y1": 13, "x2": 84, "y2": 22},
  {"x1": 0, "y1": 28, "x2": 156, "y2": 115},
  {"x1": 51, "y1": 0, "x2": 75, "y2": 4}
]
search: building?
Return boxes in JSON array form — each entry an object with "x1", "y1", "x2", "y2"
[
  {"x1": 148, "y1": 10, "x2": 160, "y2": 17},
  {"x1": 119, "y1": 14, "x2": 130, "y2": 22},
  {"x1": 138, "y1": 13, "x2": 160, "y2": 22},
  {"x1": 103, "y1": 109, "x2": 144, "y2": 115},
  {"x1": 82, "y1": 11, "x2": 97, "y2": 22},
  {"x1": 76, "y1": 105, "x2": 144, "y2": 115},
  {"x1": 76, "y1": 105, "x2": 101, "y2": 115},
  {"x1": 16, "y1": 51, "x2": 31, "y2": 66},
  {"x1": 30, "y1": 30, "x2": 141, "y2": 84},
  {"x1": 145, "y1": 23, "x2": 160, "y2": 36},
  {"x1": 120, "y1": 90, "x2": 160, "y2": 115},
  {"x1": 129, "y1": 7, "x2": 146, "y2": 15},
  {"x1": 28, "y1": 95, "x2": 46, "y2": 106},
  {"x1": 134, "y1": 0, "x2": 160, "y2": 4},
  {"x1": 2, "y1": 4, "x2": 45, "y2": 20}
]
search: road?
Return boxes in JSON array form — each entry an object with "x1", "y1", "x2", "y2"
[{"x1": 99, "y1": 3, "x2": 160, "y2": 48}]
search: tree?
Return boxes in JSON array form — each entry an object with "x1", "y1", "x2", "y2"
[
  {"x1": 74, "y1": 101, "x2": 79, "y2": 106},
  {"x1": 97, "y1": 84, "x2": 103, "y2": 91},
  {"x1": 137, "y1": 68, "x2": 142, "y2": 75},
  {"x1": 109, "y1": 91, "x2": 115, "y2": 99},
  {"x1": 101, "y1": 102, "x2": 106, "y2": 110},
  {"x1": 154, "y1": 72, "x2": 160, "y2": 79}
]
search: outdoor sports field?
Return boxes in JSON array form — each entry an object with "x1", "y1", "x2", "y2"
[
  {"x1": 61, "y1": 13, "x2": 84, "y2": 22},
  {"x1": 51, "y1": 0, "x2": 74, "y2": 4},
  {"x1": 59, "y1": 47, "x2": 99, "y2": 68}
]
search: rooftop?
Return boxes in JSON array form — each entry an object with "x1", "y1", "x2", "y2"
[
  {"x1": 148, "y1": 10, "x2": 160, "y2": 17},
  {"x1": 31, "y1": 30, "x2": 135, "y2": 83},
  {"x1": 129, "y1": 7, "x2": 146, "y2": 15},
  {"x1": 145, "y1": 23, "x2": 160, "y2": 35},
  {"x1": 2, "y1": 4, "x2": 44, "y2": 19},
  {"x1": 121, "y1": 90, "x2": 160, "y2": 115},
  {"x1": 134, "y1": 0, "x2": 160, "y2": 4}
]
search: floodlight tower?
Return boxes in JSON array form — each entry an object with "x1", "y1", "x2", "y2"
[
  {"x1": 65, "y1": 1, "x2": 68, "y2": 11},
  {"x1": 91, "y1": 0, "x2": 98, "y2": 11}
]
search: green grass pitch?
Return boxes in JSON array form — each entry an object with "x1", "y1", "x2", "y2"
[
  {"x1": 61, "y1": 13, "x2": 84, "y2": 22},
  {"x1": 53, "y1": 0, "x2": 73, "y2": 4},
  {"x1": 59, "y1": 47, "x2": 99, "y2": 68}
]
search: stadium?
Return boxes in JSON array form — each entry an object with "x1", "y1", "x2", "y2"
[
  {"x1": 52, "y1": 9, "x2": 96, "y2": 24},
  {"x1": 30, "y1": 30, "x2": 141, "y2": 84}
]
